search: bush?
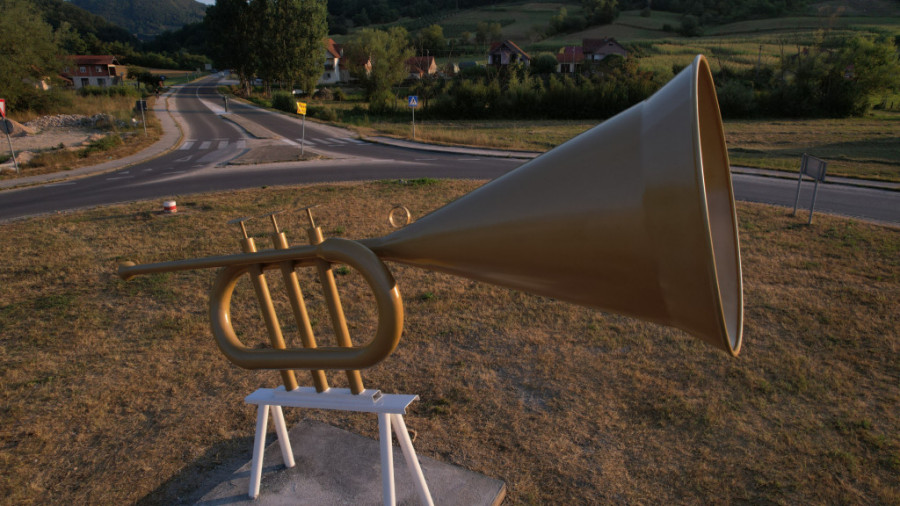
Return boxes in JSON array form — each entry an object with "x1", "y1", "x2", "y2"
[
  {"x1": 80, "y1": 134, "x2": 123, "y2": 157},
  {"x1": 716, "y1": 80, "x2": 757, "y2": 118},
  {"x1": 314, "y1": 88, "x2": 334, "y2": 100},
  {"x1": 271, "y1": 91, "x2": 296, "y2": 113},
  {"x1": 333, "y1": 88, "x2": 347, "y2": 101},
  {"x1": 309, "y1": 106, "x2": 338, "y2": 122}
]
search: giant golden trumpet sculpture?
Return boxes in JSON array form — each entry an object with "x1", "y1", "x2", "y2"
[{"x1": 119, "y1": 55, "x2": 743, "y2": 391}]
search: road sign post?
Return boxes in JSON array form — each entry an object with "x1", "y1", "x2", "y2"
[
  {"x1": 0, "y1": 99, "x2": 19, "y2": 174},
  {"x1": 296, "y1": 102, "x2": 307, "y2": 155},
  {"x1": 792, "y1": 153, "x2": 828, "y2": 225},
  {"x1": 135, "y1": 100, "x2": 148, "y2": 136},
  {"x1": 408, "y1": 96, "x2": 419, "y2": 140}
]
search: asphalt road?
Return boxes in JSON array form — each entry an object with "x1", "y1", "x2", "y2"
[{"x1": 0, "y1": 78, "x2": 897, "y2": 226}]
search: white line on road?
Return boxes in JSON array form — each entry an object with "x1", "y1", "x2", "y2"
[
  {"x1": 236, "y1": 140, "x2": 247, "y2": 149},
  {"x1": 415, "y1": 158, "x2": 438, "y2": 161},
  {"x1": 327, "y1": 138, "x2": 347, "y2": 144},
  {"x1": 180, "y1": 141, "x2": 195, "y2": 150},
  {"x1": 199, "y1": 141, "x2": 212, "y2": 150},
  {"x1": 106, "y1": 176, "x2": 134, "y2": 181},
  {"x1": 46, "y1": 182, "x2": 77, "y2": 187},
  {"x1": 297, "y1": 138, "x2": 316, "y2": 145},
  {"x1": 218, "y1": 140, "x2": 229, "y2": 149}
]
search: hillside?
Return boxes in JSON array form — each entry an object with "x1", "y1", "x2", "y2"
[
  {"x1": 69, "y1": 0, "x2": 207, "y2": 40},
  {"x1": 35, "y1": 0, "x2": 137, "y2": 45}
]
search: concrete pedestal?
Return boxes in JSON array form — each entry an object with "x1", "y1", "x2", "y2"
[{"x1": 195, "y1": 419, "x2": 506, "y2": 505}]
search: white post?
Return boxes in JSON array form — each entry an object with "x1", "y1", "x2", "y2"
[
  {"x1": 301, "y1": 114, "x2": 306, "y2": 156},
  {"x1": 378, "y1": 413, "x2": 396, "y2": 506},
  {"x1": 412, "y1": 107, "x2": 416, "y2": 140},
  {"x1": 391, "y1": 413, "x2": 434, "y2": 506},
  {"x1": 249, "y1": 405, "x2": 270, "y2": 499},
  {"x1": 271, "y1": 405, "x2": 295, "y2": 468},
  {"x1": 140, "y1": 101, "x2": 147, "y2": 136},
  {"x1": 3, "y1": 121, "x2": 18, "y2": 175}
]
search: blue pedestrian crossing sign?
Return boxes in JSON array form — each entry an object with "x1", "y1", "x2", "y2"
[{"x1": 408, "y1": 95, "x2": 419, "y2": 108}]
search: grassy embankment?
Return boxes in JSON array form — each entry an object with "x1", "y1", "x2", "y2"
[
  {"x1": 0, "y1": 181, "x2": 897, "y2": 504},
  {"x1": 2, "y1": 92, "x2": 163, "y2": 180}
]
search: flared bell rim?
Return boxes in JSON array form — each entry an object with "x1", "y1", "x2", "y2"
[{"x1": 690, "y1": 55, "x2": 744, "y2": 356}]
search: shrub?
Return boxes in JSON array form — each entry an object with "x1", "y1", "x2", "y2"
[
  {"x1": 314, "y1": 87, "x2": 334, "y2": 100},
  {"x1": 271, "y1": 91, "x2": 296, "y2": 113},
  {"x1": 309, "y1": 106, "x2": 338, "y2": 122},
  {"x1": 80, "y1": 135, "x2": 123, "y2": 157},
  {"x1": 333, "y1": 88, "x2": 347, "y2": 101}
]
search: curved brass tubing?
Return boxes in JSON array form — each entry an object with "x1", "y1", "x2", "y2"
[{"x1": 120, "y1": 238, "x2": 404, "y2": 371}]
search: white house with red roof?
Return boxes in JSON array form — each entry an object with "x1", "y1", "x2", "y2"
[
  {"x1": 63, "y1": 55, "x2": 125, "y2": 89},
  {"x1": 319, "y1": 38, "x2": 347, "y2": 85}
]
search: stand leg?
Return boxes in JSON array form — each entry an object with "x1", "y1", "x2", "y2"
[
  {"x1": 271, "y1": 405, "x2": 295, "y2": 468},
  {"x1": 249, "y1": 405, "x2": 270, "y2": 499},
  {"x1": 391, "y1": 414, "x2": 434, "y2": 506},
  {"x1": 378, "y1": 413, "x2": 396, "y2": 506}
]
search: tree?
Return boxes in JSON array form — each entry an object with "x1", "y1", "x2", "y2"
[
  {"x1": 259, "y1": 0, "x2": 328, "y2": 94},
  {"x1": 344, "y1": 27, "x2": 413, "y2": 113},
  {"x1": 415, "y1": 24, "x2": 445, "y2": 57},
  {"x1": 582, "y1": 0, "x2": 619, "y2": 25},
  {"x1": 205, "y1": 0, "x2": 258, "y2": 94},
  {"x1": 0, "y1": 0, "x2": 61, "y2": 109}
]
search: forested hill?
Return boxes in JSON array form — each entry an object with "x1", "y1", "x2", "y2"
[
  {"x1": 68, "y1": 0, "x2": 207, "y2": 40},
  {"x1": 36, "y1": 0, "x2": 137, "y2": 45}
]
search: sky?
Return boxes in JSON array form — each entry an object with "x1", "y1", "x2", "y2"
[{"x1": 196, "y1": 0, "x2": 215, "y2": 4}]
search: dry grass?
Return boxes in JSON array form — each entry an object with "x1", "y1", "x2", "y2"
[
  {"x1": 348, "y1": 115, "x2": 900, "y2": 181},
  {"x1": 1, "y1": 98, "x2": 163, "y2": 180},
  {"x1": 0, "y1": 181, "x2": 898, "y2": 504}
]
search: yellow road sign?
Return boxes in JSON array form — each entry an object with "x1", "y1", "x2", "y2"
[{"x1": 296, "y1": 102, "x2": 307, "y2": 115}]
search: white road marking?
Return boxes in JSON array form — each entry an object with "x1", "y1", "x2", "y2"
[
  {"x1": 199, "y1": 141, "x2": 212, "y2": 150},
  {"x1": 236, "y1": 140, "x2": 246, "y2": 149},
  {"x1": 297, "y1": 138, "x2": 316, "y2": 145},
  {"x1": 180, "y1": 141, "x2": 195, "y2": 150},
  {"x1": 415, "y1": 158, "x2": 438, "y2": 161},
  {"x1": 46, "y1": 182, "x2": 76, "y2": 187},
  {"x1": 106, "y1": 176, "x2": 134, "y2": 181},
  {"x1": 218, "y1": 140, "x2": 229, "y2": 149},
  {"x1": 327, "y1": 138, "x2": 347, "y2": 144}
]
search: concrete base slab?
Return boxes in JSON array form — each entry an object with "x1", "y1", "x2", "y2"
[{"x1": 196, "y1": 419, "x2": 506, "y2": 505}]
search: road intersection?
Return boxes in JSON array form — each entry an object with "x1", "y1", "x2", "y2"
[{"x1": 0, "y1": 77, "x2": 897, "y2": 225}]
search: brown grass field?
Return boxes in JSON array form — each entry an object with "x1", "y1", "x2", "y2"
[{"x1": 0, "y1": 181, "x2": 898, "y2": 504}]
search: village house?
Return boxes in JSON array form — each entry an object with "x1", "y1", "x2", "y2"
[
  {"x1": 405, "y1": 56, "x2": 438, "y2": 80},
  {"x1": 556, "y1": 46, "x2": 584, "y2": 74},
  {"x1": 319, "y1": 38, "x2": 348, "y2": 85},
  {"x1": 487, "y1": 40, "x2": 531, "y2": 67},
  {"x1": 63, "y1": 55, "x2": 125, "y2": 89},
  {"x1": 556, "y1": 38, "x2": 628, "y2": 74},
  {"x1": 583, "y1": 38, "x2": 628, "y2": 61}
]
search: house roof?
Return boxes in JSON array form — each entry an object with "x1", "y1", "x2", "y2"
[
  {"x1": 487, "y1": 40, "x2": 531, "y2": 60},
  {"x1": 325, "y1": 38, "x2": 343, "y2": 59},
  {"x1": 556, "y1": 46, "x2": 584, "y2": 63},
  {"x1": 406, "y1": 56, "x2": 436, "y2": 76},
  {"x1": 67, "y1": 55, "x2": 119, "y2": 66},
  {"x1": 582, "y1": 38, "x2": 624, "y2": 53}
]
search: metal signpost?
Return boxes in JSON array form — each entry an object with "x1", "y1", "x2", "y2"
[
  {"x1": 408, "y1": 95, "x2": 419, "y2": 139},
  {"x1": 296, "y1": 101, "x2": 307, "y2": 155},
  {"x1": 0, "y1": 99, "x2": 19, "y2": 174},
  {"x1": 135, "y1": 100, "x2": 148, "y2": 136},
  {"x1": 792, "y1": 153, "x2": 828, "y2": 225}
]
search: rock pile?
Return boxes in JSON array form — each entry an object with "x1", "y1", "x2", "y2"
[{"x1": 24, "y1": 114, "x2": 128, "y2": 131}]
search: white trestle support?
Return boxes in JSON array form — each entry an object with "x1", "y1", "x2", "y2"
[{"x1": 244, "y1": 386, "x2": 434, "y2": 505}]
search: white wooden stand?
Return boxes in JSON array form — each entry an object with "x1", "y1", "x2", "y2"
[{"x1": 244, "y1": 386, "x2": 435, "y2": 506}]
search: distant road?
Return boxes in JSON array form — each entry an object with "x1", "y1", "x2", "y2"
[{"x1": 0, "y1": 78, "x2": 897, "y2": 226}]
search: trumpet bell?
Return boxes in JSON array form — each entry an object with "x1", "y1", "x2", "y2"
[{"x1": 365, "y1": 55, "x2": 743, "y2": 355}]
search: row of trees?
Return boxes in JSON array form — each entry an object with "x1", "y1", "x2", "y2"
[
  {"x1": 205, "y1": 0, "x2": 327, "y2": 96},
  {"x1": 715, "y1": 35, "x2": 900, "y2": 118}
]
